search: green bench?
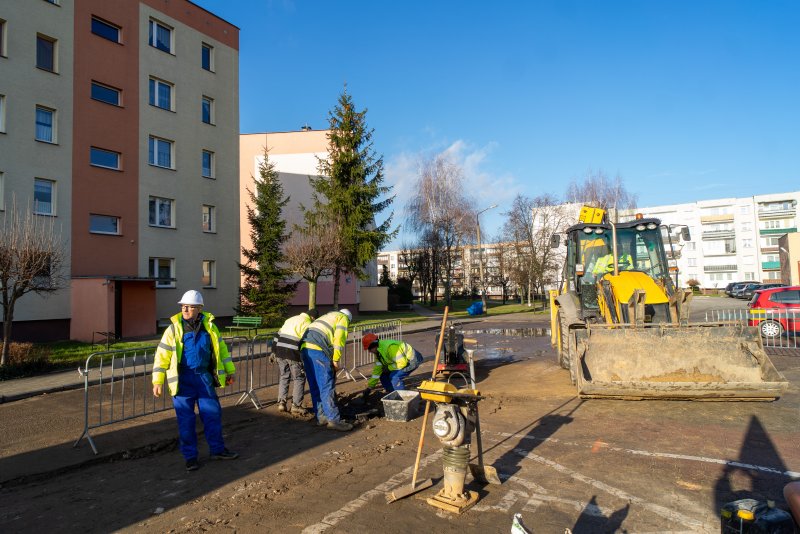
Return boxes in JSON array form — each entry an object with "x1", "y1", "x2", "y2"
[{"x1": 227, "y1": 316, "x2": 262, "y2": 337}]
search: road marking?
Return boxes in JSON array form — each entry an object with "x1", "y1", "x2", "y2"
[
  {"x1": 513, "y1": 448, "x2": 707, "y2": 530},
  {"x1": 301, "y1": 450, "x2": 443, "y2": 534},
  {"x1": 490, "y1": 430, "x2": 800, "y2": 478}
]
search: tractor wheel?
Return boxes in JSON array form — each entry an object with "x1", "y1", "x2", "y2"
[
  {"x1": 557, "y1": 309, "x2": 572, "y2": 370},
  {"x1": 760, "y1": 319, "x2": 784, "y2": 339}
]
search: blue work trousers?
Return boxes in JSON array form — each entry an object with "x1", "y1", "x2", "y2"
[
  {"x1": 379, "y1": 350, "x2": 423, "y2": 393},
  {"x1": 301, "y1": 348, "x2": 342, "y2": 423},
  {"x1": 172, "y1": 371, "x2": 226, "y2": 460}
]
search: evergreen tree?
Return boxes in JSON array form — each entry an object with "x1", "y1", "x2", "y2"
[
  {"x1": 310, "y1": 86, "x2": 396, "y2": 307},
  {"x1": 238, "y1": 151, "x2": 297, "y2": 326}
]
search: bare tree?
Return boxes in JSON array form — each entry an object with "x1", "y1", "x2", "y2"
[
  {"x1": 405, "y1": 153, "x2": 474, "y2": 306},
  {"x1": 284, "y1": 222, "x2": 344, "y2": 311},
  {"x1": 489, "y1": 237, "x2": 514, "y2": 304},
  {"x1": 565, "y1": 170, "x2": 637, "y2": 220},
  {"x1": 1, "y1": 200, "x2": 67, "y2": 365},
  {"x1": 503, "y1": 194, "x2": 570, "y2": 306}
]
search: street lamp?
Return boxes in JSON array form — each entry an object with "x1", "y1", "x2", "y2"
[{"x1": 476, "y1": 204, "x2": 498, "y2": 314}]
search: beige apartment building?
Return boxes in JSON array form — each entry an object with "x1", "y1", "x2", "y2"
[
  {"x1": 239, "y1": 129, "x2": 374, "y2": 310},
  {"x1": 0, "y1": 0, "x2": 239, "y2": 341}
]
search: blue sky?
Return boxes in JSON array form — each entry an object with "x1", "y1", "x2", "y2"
[{"x1": 194, "y1": 0, "x2": 799, "y2": 248}]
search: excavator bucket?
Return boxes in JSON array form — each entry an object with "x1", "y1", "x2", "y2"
[{"x1": 572, "y1": 324, "x2": 788, "y2": 401}]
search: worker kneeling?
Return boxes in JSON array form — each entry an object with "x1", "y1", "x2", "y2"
[{"x1": 363, "y1": 333, "x2": 424, "y2": 394}]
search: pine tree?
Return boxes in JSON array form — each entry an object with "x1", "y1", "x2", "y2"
[
  {"x1": 310, "y1": 86, "x2": 396, "y2": 307},
  {"x1": 238, "y1": 150, "x2": 297, "y2": 326}
]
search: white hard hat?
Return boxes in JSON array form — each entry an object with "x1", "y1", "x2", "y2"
[
  {"x1": 339, "y1": 308, "x2": 352, "y2": 321},
  {"x1": 178, "y1": 290, "x2": 204, "y2": 306}
]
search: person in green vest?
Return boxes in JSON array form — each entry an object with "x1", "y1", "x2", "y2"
[{"x1": 361, "y1": 333, "x2": 424, "y2": 394}]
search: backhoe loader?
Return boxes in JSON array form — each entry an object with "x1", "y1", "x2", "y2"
[{"x1": 550, "y1": 206, "x2": 787, "y2": 400}]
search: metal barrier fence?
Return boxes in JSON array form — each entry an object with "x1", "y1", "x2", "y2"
[
  {"x1": 704, "y1": 308, "x2": 800, "y2": 350},
  {"x1": 74, "y1": 321, "x2": 402, "y2": 454}
]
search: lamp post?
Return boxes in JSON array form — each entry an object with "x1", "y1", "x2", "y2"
[{"x1": 476, "y1": 204, "x2": 497, "y2": 314}]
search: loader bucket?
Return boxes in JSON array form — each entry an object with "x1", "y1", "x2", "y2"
[{"x1": 572, "y1": 324, "x2": 788, "y2": 401}]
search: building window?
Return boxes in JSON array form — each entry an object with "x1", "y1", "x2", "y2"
[
  {"x1": 202, "y1": 204, "x2": 215, "y2": 233},
  {"x1": 202, "y1": 260, "x2": 216, "y2": 288},
  {"x1": 91, "y1": 82, "x2": 121, "y2": 106},
  {"x1": 148, "y1": 136, "x2": 173, "y2": 168},
  {"x1": 201, "y1": 96, "x2": 214, "y2": 124},
  {"x1": 91, "y1": 17, "x2": 120, "y2": 43},
  {"x1": 0, "y1": 172, "x2": 4, "y2": 211},
  {"x1": 687, "y1": 258, "x2": 697, "y2": 267},
  {"x1": 90, "y1": 147, "x2": 121, "y2": 170},
  {"x1": 36, "y1": 34, "x2": 56, "y2": 72},
  {"x1": 35, "y1": 106, "x2": 55, "y2": 143},
  {"x1": 742, "y1": 238, "x2": 753, "y2": 248},
  {"x1": 149, "y1": 257, "x2": 175, "y2": 288},
  {"x1": 89, "y1": 214, "x2": 120, "y2": 235},
  {"x1": 685, "y1": 242, "x2": 696, "y2": 251},
  {"x1": 148, "y1": 19, "x2": 172, "y2": 53},
  {"x1": 0, "y1": 94, "x2": 5, "y2": 132},
  {"x1": 34, "y1": 178, "x2": 55, "y2": 215},
  {"x1": 148, "y1": 196, "x2": 174, "y2": 227},
  {"x1": 0, "y1": 19, "x2": 6, "y2": 57},
  {"x1": 32, "y1": 255, "x2": 53, "y2": 289},
  {"x1": 43, "y1": 0, "x2": 59, "y2": 4},
  {"x1": 745, "y1": 272, "x2": 754, "y2": 281},
  {"x1": 202, "y1": 150, "x2": 214, "y2": 178},
  {"x1": 148, "y1": 78, "x2": 173, "y2": 110},
  {"x1": 201, "y1": 43, "x2": 214, "y2": 71}
]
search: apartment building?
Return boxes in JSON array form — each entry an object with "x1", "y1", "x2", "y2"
[
  {"x1": 239, "y1": 129, "x2": 376, "y2": 310},
  {"x1": 623, "y1": 192, "x2": 800, "y2": 288},
  {"x1": 0, "y1": 0, "x2": 239, "y2": 341}
]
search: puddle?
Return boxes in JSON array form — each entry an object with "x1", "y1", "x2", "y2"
[{"x1": 462, "y1": 328, "x2": 551, "y2": 337}]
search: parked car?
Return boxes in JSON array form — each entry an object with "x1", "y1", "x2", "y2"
[
  {"x1": 733, "y1": 283, "x2": 762, "y2": 299},
  {"x1": 726, "y1": 282, "x2": 749, "y2": 297},
  {"x1": 741, "y1": 283, "x2": 786, "y2": 300},
  {"x1": 747, "y1": 286, "x2": 800, "y2": 338}
]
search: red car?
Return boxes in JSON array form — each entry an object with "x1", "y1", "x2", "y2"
[{"x1": 747, "y1": 286, "x2": 800, "y2": 338}]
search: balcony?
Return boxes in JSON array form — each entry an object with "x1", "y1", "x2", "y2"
[
  {"x1": 701, "y1": 229, "x2": 735, "y2": 240},
  {"x1": 761, "y1": 261, "x2": 780, "y2": 270},
  {"x1": 758, "y1": 207, "x2": 796, "y2": 219},
  {"x1": 759, "y1": 228, "x2": 796, "y2": 235},
  {"x1": 703, "y1": 264, "x2": 738, "y2": 272},
  {"x1": 700, "y1": 214, "x2": 734, "y2": 224}
]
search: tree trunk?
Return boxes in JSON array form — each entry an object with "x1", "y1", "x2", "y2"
[
  {"x1": 1, "y1": 307, "x2": 13, "y2": 367},
  {"x1": 332, "y1": 265, "x2": 341, "y2": 309},
  {"x1": 308, "y1": 280, "x2": 318, "y2": 311}
]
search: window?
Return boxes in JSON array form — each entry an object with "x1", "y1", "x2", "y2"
[
  {"x1": 148, "y1": 196, "x2": 174, "y2": 227},
  {"x1": 0, "y1": 94, "x2": 5, "y2": 132},
  {"x1": 90, "y1": 147, "x2": 120, "y2": 170},
  {"x1": 685, "y1": 242, "x2": 696, "y2": 251},
  {"x1": 148, "y1": 78, "x2": 172, "y2": 110},
  {"x1": 148, "y1": 136, "x2": 173, "y2": 168},
  {"x1": 202, "y1": 150, "x2": 214, "y2": 178},
  {"x1": 148, "y1": 19, "x2": 172, "y2": 53},
  {"x1": 745, "y1": 272, "x2": 755, "y2": 281},
  {"x1": 91, "y1": 82, "x2": 121, "y2": 106},
  {"x1": 201, "y1": 43, "x2": 213, "y2": 71},
  {"x1": 762, "y1": 220, "x2": 782, "y2": 230},
  {"x1": 201, "y1": 96, "x2": 214, "y2": 124},
  {"x1": 32, "y1": 254, "x2": 53, "y2": 289},
  {"x1": 202, "y1": 260, "x2": 216, "y2": 288},
  {"x1": 0, "y1": 172, "x2": 4, "y2": 211},
  {"x1": 202, "y1": 205, "x2": 215, "y2": 233},
  {"x1": 149, "y1": 257, "x2": 175, "y2": 288},
  {"x1": 36, "y1": 34, "x2": 56, "y2": 72},
  {"x1": 687, "y1": 258, "x2": 697, "y2": 267},
  {"x1": 35, "y1": 106, "x2": 55, "y2": 142},
  {"x1": 741, "y1": 223, "x2": 752, "y2": 232},
  {"x1": 34, "y1": 178, "x2": 55, "y2": 215},
  {"x1": 43, "y1": 0, "x2": 59, "y2": 4},
  {"x1": 742, "y1": 239, "x2": 753, "y2": 248},
  {"x1": 91, "y1": 17, "x2": 120, "y2": 42},
  {"x1": 89, "y1": 214, "x2": 120, "y2": 234},
  {"x1": 0, "y1": 19, "x2": 6, "y2": 57}
]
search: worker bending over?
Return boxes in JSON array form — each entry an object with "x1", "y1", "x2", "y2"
[
  {"x1": 273, "y1": 308, "x2": 318, "y2": 415},
  {"x1": 362, "y1": 334, "x2": 424, "y2": 394}
]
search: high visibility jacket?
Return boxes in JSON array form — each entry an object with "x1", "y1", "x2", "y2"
[
  {"x1": 273, "y1": 312, "x2": 314, "y2": 362},
  {"x1": 368, "y1": 339, "x2": 415, "y2": 388},
  {"x1": 152, "y1": 312, "x2": 235, "y2": 396},
  {"x1": 300, "y1": 311, "x2": 350, "y2": 364},
  {"x1": 593, "y1": 253, "x2": 633, "y2": 274}
]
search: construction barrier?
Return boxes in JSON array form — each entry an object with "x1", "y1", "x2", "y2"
[
  {"x1": 705, "y1": 308, "x2": 800, "y2": 350},
  {"x1": 74, "y1": 320, "x2": 403, "y2": 454}
]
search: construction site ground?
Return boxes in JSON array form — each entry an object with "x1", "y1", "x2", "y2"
[{"x1": 1, "y1": 307, "x2": 799, "y2": 533}]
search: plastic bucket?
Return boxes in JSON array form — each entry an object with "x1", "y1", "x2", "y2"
[{"x1": 381, "y1": 390, "x2": 420, "y2": 422}]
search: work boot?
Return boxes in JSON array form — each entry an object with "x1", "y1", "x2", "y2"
[
  {"x1": 327, "y1": 420, "x2": 353, "y2": 432},
  {"x1": 291, "y1": 403, "x2": 311, "y2": 416},
  {"x1": 185, "y1": 458, "x2": 200, "y2": 471},
  {"x1": 316, "y1": 415, "x2": 328, "y2": 426},
  {"x1": 210, "y1": 449, "x2": 239, "y2": 460},
  {"x1": 277, "y1": 400, "x2": 287, "y2": 412}
]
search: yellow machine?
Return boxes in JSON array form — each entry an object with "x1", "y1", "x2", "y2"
[{"x1": 549, "y1": 207, "x2": 787, "y2": 400}]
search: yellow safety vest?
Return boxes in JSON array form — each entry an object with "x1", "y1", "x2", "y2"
[
  {"x1": 368, "y1": 339, "x2": 415, "y2": 388},
  {"x1": 300, "y1": 311, "x2": 350, "y2": 363}
]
